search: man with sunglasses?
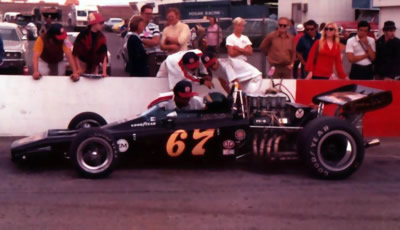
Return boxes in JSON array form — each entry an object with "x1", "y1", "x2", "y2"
[
  {"x1": 296, "y1": 20, "x2": 321, "y2": 79},
  {"x1": 260, "y1": 17, "x2": 296, "y2": 79},
  {"x1": 375, "y1": 21, "x2": 400, "y2": 80},
  {"x1": 346, "y1": 21, "x2": 376, "y2": 80}
]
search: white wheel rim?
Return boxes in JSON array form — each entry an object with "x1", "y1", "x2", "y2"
[
  {"x1": 76, "y1": 137, "x2": 113, "y2": 174},
  {"x1": 317, "y1": 130, "x2": 357, "y2": 172}
]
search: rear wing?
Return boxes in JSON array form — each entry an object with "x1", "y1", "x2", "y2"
[{"x1": 312, "y1": 84, "x2": 392, "y2": 114}]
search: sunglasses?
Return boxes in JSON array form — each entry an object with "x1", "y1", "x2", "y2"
[
  {"x1": 279, "y1": 24, "x2": 288, "y2": 28},
  {"x1": 306, "y1": 27, "x2": 315, "y2": 31},
  {"x1": 324, "y1": 27, "x2": 335, "y2": 31}
]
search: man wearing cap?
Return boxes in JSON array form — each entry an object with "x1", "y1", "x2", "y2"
[
  {"x1": 73, "y1": 12, "x2": 108, "y2": 77},
  {"x1": 201, "y1": 52, "x2": 262, "y2": 95},
  {"x1": 156, "y1": 49, "x2": 213, "y2": 90},
  {"x1": 156, "y1": 80, "x2": 205, "y2": 111},
  {"x1": 375, "y1": 21, "x2": 400, "y2": 80},
  {"x1": 32, "y1": 23, "x2": 79, "y2": 81}
]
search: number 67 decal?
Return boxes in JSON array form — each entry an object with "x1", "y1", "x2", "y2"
[{"x1": 166, "y1": 129, "x2": 215, "y2": 157}]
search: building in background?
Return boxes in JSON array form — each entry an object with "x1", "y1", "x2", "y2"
[
  {"x1": 65, "y1": 0, "x2": 79, "y2": 6},
  {"x1": 374, "y1": 0, "x2": 400, "y2": 37},
  {"x1": 278, "y1": 0, "x2": 354, "y2": 25}
]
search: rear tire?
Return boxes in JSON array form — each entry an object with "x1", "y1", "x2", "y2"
[
  {"x1": 69, "y1": 128, "x2": 118, "y2": 178},
  {"x1": 297, "y1": 117, "x2": 364, "y2": 179},
  {"x1": 68, "y1": 112, "x2": 107, "y2": 130}
]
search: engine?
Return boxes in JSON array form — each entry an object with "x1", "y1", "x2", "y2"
[
  {"x1": 245, "y1": 93, "x2": 315, "y2": 161},
  {"x1": 246, "y1": 93, "x2": 312, "y2": 127}
]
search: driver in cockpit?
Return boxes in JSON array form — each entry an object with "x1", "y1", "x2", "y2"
[{"x1": 156, "y1": 80, "x2": 205, "y2": 111}]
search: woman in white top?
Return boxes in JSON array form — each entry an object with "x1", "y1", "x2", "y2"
[{"x1": 225, "y1": 17, "x2": 253, "y2": 61}]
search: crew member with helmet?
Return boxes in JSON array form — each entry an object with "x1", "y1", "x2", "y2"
[
  {"x1": 150, "y1": 80, "x2": 205, "y2": 111},
  {"x1": 156, "y1": 49, "x2": 214, "y2": 90},
  {"x1": 72, "y1": 12, "x2": 108, "y2": 77},
  {"x1": 201, "y1": 52, "x2": 263, "y2": 95},
  {"x1": 32, "y1": 23, "x2": 79, "y2": 81}
]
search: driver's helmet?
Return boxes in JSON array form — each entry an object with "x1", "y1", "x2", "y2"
[{"x1": 204, "y1": 92, "x2": 231, "y2": 113}]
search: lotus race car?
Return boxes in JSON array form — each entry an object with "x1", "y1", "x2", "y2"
[{"x1": 11, "y1": 84, "x2": 392, "y2": 179}]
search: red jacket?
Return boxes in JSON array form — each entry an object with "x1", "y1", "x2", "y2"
[
  {"x1": 72, "y1": 29, "x2": 107, "y2": 73},
  {"x1": 306, "y1": 40, "x2": 347, "y2": 79}
]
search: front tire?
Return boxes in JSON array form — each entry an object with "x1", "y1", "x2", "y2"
[
  {"x1": 298, "y1": 117, "x2": 364, "y2": 179},
  {"x1": 69, "y1": 128, "x2": 118, "y2": 178},
  {"x1": 68, "y1": 112, "x2": 107, "y2": 130}
]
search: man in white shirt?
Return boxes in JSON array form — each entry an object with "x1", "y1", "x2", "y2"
[
  {"x1": 226, "y1": 17, "x2": 253, "y2": 62},
  {"x1": 160, "y1": 8, "x2": 191, "y2": 54},
  {"x1": 156, "y1": 49, "x2": 214, "y2": 90},
  {"x1": 201, "y1": 52, "x2": 263, "y2": 95},
  {"x1": 346, "y1": 21, "x2": 376, "y2": 80}
]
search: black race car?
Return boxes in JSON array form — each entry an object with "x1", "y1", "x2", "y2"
[{"x1": 11, "y1": 84, "x2": 392, "y2": 179}]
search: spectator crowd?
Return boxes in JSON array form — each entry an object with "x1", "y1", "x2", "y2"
[{"x1": 0, "y1": 4, "x2": 399, "y2": 86}]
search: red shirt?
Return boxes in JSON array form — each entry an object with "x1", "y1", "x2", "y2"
[{"x1": 306, "y1": 40, "x2": 347, "y2": 79}]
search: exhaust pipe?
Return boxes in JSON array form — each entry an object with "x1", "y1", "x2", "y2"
[{"x1": 365, "y1": 138, "x2": 380, "y2": 148}]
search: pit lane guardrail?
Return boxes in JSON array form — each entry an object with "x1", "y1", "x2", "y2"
[{"x1": 0, "y1": 75, "x2": 398, "y2": 137}]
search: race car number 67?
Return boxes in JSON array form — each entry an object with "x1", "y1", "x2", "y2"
[{"x1": 166, "y1": 129, "x2": 215, "y2": 157}]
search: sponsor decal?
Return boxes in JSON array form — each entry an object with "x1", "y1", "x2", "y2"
[
  {"x1": 223, "y1": 140, "x2": 235, "y2": 149},
  {"x1": 166, "y1": 129, "x2": 216, "y2": 157},
  {"x1": 131, "y1": 121, "x2": 156, "y2": 127},
  {"x1": 223, "y1": 149, "x2": 235, "y2": 156},
  {"x1": 235, "y1": 129, "x2": 246, "y2": 141},
  {"x1": 295, "y1": 109, "x2": 304, "y2": 119},
  {"x1": 117, "y1": 139, "x2": 129, "y2": 152},
  {"x1": 309, "y1": 125, "x2": 331, "y2": 176},
  {"x1": 278, "y1": 118, "x2": 288, "y2": 124}
]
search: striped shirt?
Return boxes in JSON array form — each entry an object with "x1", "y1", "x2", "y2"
[{"x1": 139, "y1": 22, "x2": 160, "y2": 54}]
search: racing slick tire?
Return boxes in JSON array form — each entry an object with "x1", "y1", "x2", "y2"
[
  {"x1": 297, "y1": 116, "x2": 364, "y2": 179},
  {"x1": 68, "y1": 112, "x2": 107, "y2": 130},
  {"x1": 69, "y1": 128, "x2": 118, "y2": 178}
]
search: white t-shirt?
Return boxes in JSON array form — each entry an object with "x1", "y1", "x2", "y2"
[
  {"x1": 158, "y1": 49, "x2": 208, "y2": 89},
  {"x1": 159, "y1": 96, "x2": 205, "y2": 111},
  {"x1": 225, "y1": 33, "x2": 252, "y2": 61},
  {"x1": 345, "y1": 35, "x2": 376, "y2": 66},
  {"x1": 211, "y1": 58, "x2": 261, "y2": 83}
]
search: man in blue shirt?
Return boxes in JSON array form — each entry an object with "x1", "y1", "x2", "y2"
[{"x1": 296, "y1": 20, "x2": 321, "y2": 79}]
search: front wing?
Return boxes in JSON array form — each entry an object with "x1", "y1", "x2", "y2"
[{"x1": 11, "y1": 129, "x2": 77, "y2": 159}]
